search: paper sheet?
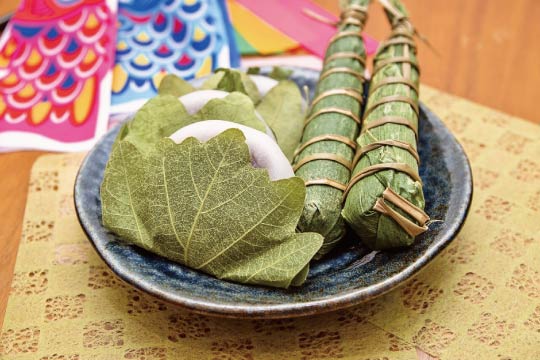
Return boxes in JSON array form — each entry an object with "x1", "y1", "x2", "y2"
[
  {"x1": 235, "y1": 0, "x2": 379, "y2": 57},
  {"x1": 0, "y1": 0, "x2": 117, "y2": 152},
  {"x1": 110, "y1": 0, "x2": 240, "y2": 114}
]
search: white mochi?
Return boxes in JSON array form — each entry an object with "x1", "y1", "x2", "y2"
[
  {"x1": 178, "y1": 90, "x2": 275, "y2": 140},
  {"x1": 250, "y1": 74, "x2": 307, "y2": 111},
  {"x1": 249, "y1": 75, "x2": 279, "y2": 96},
  {"x1": 169, "y1": 120, "x2": 294, "y2": 181},
  {"x1": 178, "y1": 90, "x2": 229, "y2": 115}
]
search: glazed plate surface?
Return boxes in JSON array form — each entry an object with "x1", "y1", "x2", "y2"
[{"x1": 75, "y1": 67, "x2": 473, "y2": 319}]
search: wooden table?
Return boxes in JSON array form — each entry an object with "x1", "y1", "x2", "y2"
[
  {"x1": 0, "y1": 151, "x2": 46, "y2": 328},
  {"x1": 1, "y1": 2, "x2": 539, "y2": 359},
  {"x1": 0, "y1": 0, "x2": 16, "y2": 22},
  {"x1": 320, "y1": 0, "x2": 540, "y2": 124}
]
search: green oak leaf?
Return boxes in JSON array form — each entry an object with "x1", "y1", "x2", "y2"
[
  {"x1": 256, "y1": 80, "x2": 304, "y2": 161},
  {"x1": 268, "y1": 67, "x2": 293, "y2": 80},
  {"x1": 199, "y1": 71, "x2": 224, "y2": 90},
  {"x1": 200, "y1": 68, "x2": 261, "y2": 104},
  {"x1": 158, "y1": 74, "x2": 196, "y2": 97},
  {"x1": 246, "y1": 66, "x2": 261, "y2": 75},
  {"x1": 101, "y1": 129, "x2": 323, "y2": 288},
  {"x1": 290, "y1": 264, "x2": 310, "y2": 286},
  {"x1": 192, "y1": 92, "x2": 267, "y2": 133},
  {"x1": 121, "y1": 95, "x2": 192, "y2": 154},
  {"x1": 246, "y1": 66, "x2": 291, "y2": 80},
  {"x1": 101, "y1": 140, "x2": 153, "y2": 249}
]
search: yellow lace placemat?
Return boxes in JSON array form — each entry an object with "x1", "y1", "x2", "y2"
[{"x1": 1, "y1": 86, "x2": 539, "y2": 360}]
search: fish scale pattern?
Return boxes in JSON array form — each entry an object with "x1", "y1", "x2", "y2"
[
  {"x1": 0, "y1": 0, "x2": 115, "y2": 132},
  {"x1": 111, "y1": 0, "x2": 239, "y2": 111}
]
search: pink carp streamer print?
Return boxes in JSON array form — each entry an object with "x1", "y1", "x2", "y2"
[{"x1": 0, "y1": 0, "x2": 117, "y2": 151}]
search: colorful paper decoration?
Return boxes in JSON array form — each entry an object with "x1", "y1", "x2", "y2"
[
  {"x1": 228, "y1": 0, "x2": 299, "y2": 55},
  {"x1": 110, "y1": 0, "x2": 240, "y2": 114},
  {"x1": 228, "y1": 0, "x2": 379, "y2": 57},
  {"x1": 0, "y1": 0, "x2": 117, "y2": 151}
]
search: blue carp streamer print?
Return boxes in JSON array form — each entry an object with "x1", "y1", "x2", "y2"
[{"x1": 111, "y1": 0, "x2": 239, "y2": 112}]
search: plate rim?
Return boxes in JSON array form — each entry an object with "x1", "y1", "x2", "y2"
[{"x1": 74, "y1": 70, "x2": 473, "y2": 319}]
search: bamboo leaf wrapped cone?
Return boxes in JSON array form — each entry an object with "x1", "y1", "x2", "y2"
[
  {"x1": 294, "y1": 0, "x2": 371, "y2": 258},
  {"x1": 342, "y1": 0, "x2": 430, "y2": 250}
]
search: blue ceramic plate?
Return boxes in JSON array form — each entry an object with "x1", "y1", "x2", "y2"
[{"x1": 75, "y1": 67, "x2": 472, "y2": 319}]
